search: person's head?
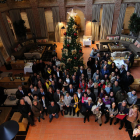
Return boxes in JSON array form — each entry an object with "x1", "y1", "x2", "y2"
[
  {"x1": 105, "y1": 95, "x2": 109, "y2": 100},
  {"x1": 33, "y1": 100, "x2": 38, "y2": 106},
  {"x1": 66, "y1": 74, "x2": 69, "y2": 78},
  {"x1": 83, "y1": 92, "x2": 87, "y2": 97},
  {"x1": 30, "y1": 84, "x2": 33, "y2": 89},
  {"x1": 115, "y1": 68, "x2": 119, "y2": 72},
  {"x1": 127, "y1": 71, "x2": 130, "y2": 76},
  {"x1": 104, "y1": 61, "x2": 107, "y2": 65},
  {"x1": 88, "y1": 79, "x2": 92, "y2": 83},
  {"x1": 40, "y1": 88, "x2": 44, "y2": 93},
  {"x1": 56, "y1": 89, "x2": 60, "y2": 94},
  {"x1": 87, "y1": 88, "x2": 91, "y2": 94},
  {"x1": 34, "y1": 73, "x2": 37, "y2": 76},
  {"x1": 116, "y1": 75, "x2": 120, "y2": 79},
  {"x1": 42, "y1": 95, "x2": 45, "y2": 100},
  {"x1": 96, "y1": 75, "x2": 99, "y2": 80},
  {"x1": 101, "y1": 79, "x2": 105, "y2": 84},
  {"x1": 20, "y1": 98, "x2": 25, "y2": 105},
  {"x1": 74, "y1": 72, "x2": 77, "y2": 76},
  {"x1": 132, "y1": 89, "x2": 136, "y2": 95},
  {"x1": 66, "y1": 92, "x2": 69, "y2": 97},
  {"x1": 48, "y1": 87, "x2": 53, "y2": 92},
  {"x1": 122, "y1": 100, "x2": 127, "y2": 107},
  {"x1": 108, "y1": 83, "x2": 111, "y2": 87},
  {"x1": 94, "y1": 83, "x2": 98, "y2": 88},
  {"x1": 38, "y1": 80, "x2": 42, "y2": 85},
  {"x1": 104, "y1": 74, "x2": 108, "y2": 78},
  {"x1": 48, "y1": 67, "x2": 51, "y2": 71},
  {"x1": 103, "y1": 66, "x2": 107, "y2": 70},
  {"x1": 33, "y1": 95, "x2": 38, "y2": 100},
  {"x1": 37, "y1": 75, "x2": 40, "y2": 79},
  {"x1": 58, "y1": 78, "x2": 62, "y2": 83},
  {"x1": 121, "y1": 65, "x2": 124, "y2": 69},
  {"x1": 114, "y1": 81, "x2": 118, "y2": 87},
  {"x1": 63, "y1": 81, "x2": 67, "y2": 85},
  {"x1": 56, "y1": 67, "x2": 59, "y2": 71},
  {"x1": 45, "y1": 64, "x2": 48, "y2": 68},
  {"x1": 62, "y1": 86, "x2": 65, "y2": 92},
  {"x1": 101, "y1": 88, "x2": 104, "y2": 93},
  {"x1": 49, "y1": 75, "x2": 52, "y2": 78},
  {"x1": 97, "y1": 53, "x2": 100, "y2": 57},
  {"x1": 88, "y1": 97, "x2": 92, "y2": 103},
  {"x1": 112, "y1": 102, "x2": 116, "y2": 108},
  {"x1": 98, "y1": 97, "x2": 103, "y2": 103},
  {"x1": 95, "y1": 60, "x2": 98, "y2": 64},
  {"x1": 92, "y1": 48, "x2": 95, "y2": 51},
  {"x1": 72, "y1": 75, "x2": 76, "y2": 80},
  {"x1": 133, "y1": 105, "x2": 139, "y2": 112},
  {"x1": 82, "y1": 79, "x2": 85, "y2": 83},
  {"x1": 34, "y1": 86, "x2": 37, "y2": 91},
  {"x1": 18, "y1": 86, "x2": 22, "y2": 91},
  {"x1": 106, "y1": 53, "x2": 109, "y2": 57},
  {"x1": 89, "y1": 57, "x2": 92, "y2": 61},
  {"x1": 111, "y1": 72, "x2": 115, "y2": 77},
  {"x1": 51, "y1": 101, "x2": 55, "y2": 106},
  {"x1": 80, "y1": 66, "x2": 83, "y2": 70},
  {"x1": 53, "y1": 65, "x2": 56, "y2": 69},
  {"x1": 77, "y1": 88, "x2": 81, "y2": 93},
  {"x1": 60, "y1": 95, "x2": 64, "y2": 101},
  {"x1": 53, "y1": 74, "x2": 56, "y2": 78},
  {"x1": 110, "y1": 91, "x2": 114, "y2": 97},
  {"x1": 73, "y1": 93, "x2": 77, "y2": 98},
  {"x1": 69, "y1": 84, "x2": 73, "y2": 89},
  {"x1": 33, "y1": 61, "x2": 36, "y2": 65},
  {"x1": 51, "y1": 80, "x2": 55, "y2": 85},
  {"x1": 46, "y1": 79, "x2": 49, "y2": 82},
  {"x1": 96, "y1": 69, "x2": 99, "y2": 74},
  {"x1": 111, "y1": 62, "x2": 115, "y2": 66},
  {"x1": 39, "y1": 59, "x2": 42, "y2": 63}
]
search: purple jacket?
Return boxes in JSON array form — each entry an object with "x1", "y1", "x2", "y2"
[{"x1": 102, "y1": 98, "x2": 111, "y2": 105}]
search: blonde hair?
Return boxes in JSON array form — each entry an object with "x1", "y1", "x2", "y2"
[
  {"x1": 94, "y1": 83, "x2": 98, "y2": 86},
  {"x1": 133, "y1": 105, "x2": 139, "y2": 110}
]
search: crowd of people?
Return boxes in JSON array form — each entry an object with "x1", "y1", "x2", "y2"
[{"x1": 16, "y1": 51, "x2": 140, "y2": 138}]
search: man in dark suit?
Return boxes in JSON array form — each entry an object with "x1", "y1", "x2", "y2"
[
  {"x1": 16, "y1": 86, "x2": 28, "y2": 99},
  {"x1": 86, "y1": 88, "x2": 96, "y2": 103},
  {"x1": 123, "y1": 71, "x2": 134, "y2": 91},
  {"x1": 53, "y1": 89, "x2": 63, "y2": 103},
  {"x1": 128, "y1": 51, "x2": 134, "y2": 69},
  {"x1": 92, "y1": 60, "x2": 100, "y2": 73},
  {"x1": 38, "y1": 59, "x2": 45, "y2": 76},
  {"x1": 77, "y1": 66, "x2": 85, "y2": 76},
  {"x1": 19, "y1": 98, "x2": 35, "y2": 126},
  {"x1": 119, "y1": 65, "x2": 126, "y2": 78},
  {"x1": 40, "y1": 95, "x2": 49, "y2": 116},
  {"x1": 95, "y1": 53, "x2": 102, "y2": 65},
  {"x1": 70, "y1": 75, "x2": 79, "y2": 90},
  {"x1": 56, "y1": 67, "x2": 63, "y2": 79},
  {"x1": 50, "y1": 80, "x2": 57, "y2": 92},
  {"x1": 32, "y1": 61, "x2": 38, "y2": 74},
  {"x1": 67, "y1": 84, "x2": 76, "y2": 97},
  {"x1": 38, "y1": 88, "x2": 46, "y2": 100}
]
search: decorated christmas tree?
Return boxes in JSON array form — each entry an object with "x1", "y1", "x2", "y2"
[{"x1": 61, "y1": 9, "x2": 84, "y2": 75}]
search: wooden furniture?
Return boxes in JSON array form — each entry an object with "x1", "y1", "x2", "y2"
[
  {"x1": 108, "y1": 43, "x2": 126, "y2": 52},
  {"x1": 11, "y1": 112, "x2": 28, "y2": 131},
  {"x1": 130, "y1": 79, "x2": 140, "y2": 91},
  {"x1": 0, "y1": 107, "x2": 12, "y2": 125},
  {"x1": 111, "y1": 57, "x2": 140, "y2": 67},
  {"x1": 11, "y1": 60, "x2": 25, "y2": 70},
  {"x1": 0, "y1": 77, "x2": 30, "y2": 89}
]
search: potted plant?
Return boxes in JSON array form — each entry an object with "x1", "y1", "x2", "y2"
[
  {"x1": 13, "y1": 19, "x2": 26, "y2": 41},
  {"x1": 128, "y1": 13, "x2": 140, "y2": 37}
]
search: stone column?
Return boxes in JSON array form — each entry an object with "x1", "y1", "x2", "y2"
[
  {"x1": 29, "y1": 0, "x2": 41, "y2": 37},
  {"x1": 111, "y1": 0, "x2": 122, "y2": 34},
  {"x1": 85, "y1": 0, "x2": 93, "y2": 36}
]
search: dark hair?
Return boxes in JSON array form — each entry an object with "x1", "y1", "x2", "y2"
[{"x1": 111, "y1": 102, "x2": 118, "y2": 111}]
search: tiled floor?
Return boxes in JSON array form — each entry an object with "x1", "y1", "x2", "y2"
[{"x1": 25, "y1": 114, "x2": 130, "y2": 140}]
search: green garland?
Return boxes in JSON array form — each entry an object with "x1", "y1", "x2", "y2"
[{"x1": 0, "y1": 0, "x2": 7, "y2": 3}]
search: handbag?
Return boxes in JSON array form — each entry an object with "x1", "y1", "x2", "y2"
[
  {"x1": 116, "y1": 114, "x2": 127, "y2": 120},
  {"x1": 80, "y1": 105, "x2": 86, "y2": 114}
]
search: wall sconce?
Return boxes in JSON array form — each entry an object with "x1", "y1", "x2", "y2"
[{"x1": 61, "y1": 26, "x2": 65, "y2": 29}]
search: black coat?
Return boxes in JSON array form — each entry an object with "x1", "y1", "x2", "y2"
[
  {"x1": 92, "y1": 63, "x2": 100, "y2": 73},
  {"x1": 16, "y1": 89, "x2": 27, "y2": 99},
  {"x1": 129, "y1": 53, "x2": 134, "y2": 63},
  {"x1": 77, "y1": 69, "x2": 86, "y2": 76},
  {"x1": 118, "y1": 103, "x2": 129, "y2": 114},
  {"x1": 38, "y1": 92, "x2": 47, "y2": 99},
  {"x1": 119, "y1": 69, "x2": 126, "y2": 78},
  {"x1": 19, "y1": 102, "x2": 32, "y2": 118},
  {"x1": 50, "y1": 84, "x2": 57, "y2": 92},
  {"x1": 70, "y1": 79, "x2": 79, "y2": 89},
  {"x1": 32, "y1": 64, "x2": 38, "y2": 74},
  {"x1": 53, "y1": 92, "x2": 63, "y2": 103},
  {"x1": 123, "y1": 74, "x2": 134, "y2": 87},
  {"x1": 87, "y1": 92, "x2": 96, "y2": 103},
  {"x1": 48, "y1": 104, "x2": 59, "y2": 114},
  {"x1": 87, "y1": 60, "x2": 92, "y2": 69},
  {"x1": 38, "y1": 62, "x2": 45, "y2": 72},
  {"x1": 47, "y1": 92, "x2": 54, "y2": 102},
  {"x1": 40, "y1": 97, "x2": 49, "y2": 108},
  {"x1": 67, "y1": 88, "x2": 76, "y2": 97},
  {"x1": 56, "y1": 71, "x2": 63, "y2": 79}
]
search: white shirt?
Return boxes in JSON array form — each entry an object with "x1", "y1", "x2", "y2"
[
  {"x1": 57, "y1": 71, "x2": 60, "y2": 77},
  {"x1": 77, "y1": 93, "x2": 81, "y2": 99},
  {"x1": 66, "y1": 78, "x2": 70, "y2": 84},
  {"x1": 42, "y1": 99, "x2": 46, "y2": 108}
]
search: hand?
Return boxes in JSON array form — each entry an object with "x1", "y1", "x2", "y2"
[
  {"x1": 52, "y1": 114, "x2": 55, "y2": 116},
  {"x1": 40, "y1": 111, "x2": 42, "y2": 114},
  {"x1": 61, "y1": 105, "x2": 63, "y2": 107},
  {"x1": 71, "y1": 97, "x2": 73, "y2": 99},
  {"x1": 67, "y1": 105, "x2": 69, "y2": 107},
  {"x1": 28, "y1": 93, "x2": 31, "y2": 96},
  {"x1": 45, "y1": 107, "x2": 47, "y2": 109},
  {"x1": 28, "y1": 112, "x2": 31, "y2": 116},
  {"x1": 110, "y1": 114, "x2": 113, "y2": 117},
  {"x1": 106, "y1": 110, "x2": 109, "y2": 112}
]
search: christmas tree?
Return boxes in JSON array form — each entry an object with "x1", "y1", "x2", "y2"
[{"x1": 61, "y1": 10, "x2": 84, "y2": 75}]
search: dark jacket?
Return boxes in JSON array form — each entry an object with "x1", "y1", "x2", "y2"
[
  {"x1": 38, "y1": 91, "x2": 47, "y2": 99},
  {"x1": 56, "y1": 71, "x2": 63, "y2": 79},
  {"x1": 129, "y1": 53, "x2": 134, "y2": 63},
  {"x1": 48, "y1": 104, "x2": 59, "y2": 114},
  {"x1": 40, "y1": 97, "x2": 49, "y2": 108},
  {"x1": 16, "y1": 89, "x2": 27, "y2": 99},
  {"x1": 77, "y1": 69, "x2": 86, "y2": 76},
  {"x1": 118, "y1": 103, "x2": 129, "y2": 114},
  {"x1": 38, "y1": 62, "x2": 45, "y2": 72},
  {"x1": 19, "y1": 102, "x2": 32, "y2": 118},
  {"x1": 123, "y1": 74, "x2": 134, "y2": 87},
  {"x1": 47, "y1": 92, "x2": 54, "y2": 102},
  {"x1": 70, "y1": 79, "x2": 79, "y2": 89},
  {"x1": 32, "y1": 64, "x2": 38, "y2": 74},
  {"x1": 92, "y1": 63, "x2": 100, "y2": 73},
  {"x1": 87, "y1": 92, "x2": 96, "y2": 103},
  {"x1": 53, "y1": 92, "x2": 63, "y2": 103},
  {"x1": 67, "y1": 88, "x2": 76, "y2": 97},
  {"x1": 32, "y1": 102, "x2": 43, "y2": 117}
]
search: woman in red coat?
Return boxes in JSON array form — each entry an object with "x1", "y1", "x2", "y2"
[{"x1": 79, "y1": 79, "x2": 88, "y2": 92}]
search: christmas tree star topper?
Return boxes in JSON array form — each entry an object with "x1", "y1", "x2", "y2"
[{"x1": 67, "y1": 9, "x2": 77, "y2": 19}]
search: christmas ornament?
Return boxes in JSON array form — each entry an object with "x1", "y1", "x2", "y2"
[
  {"x1": 61, "y1": 48, "x2": 63, "y2": 50},
  {"x1": 79, "y1": 50, "x2": 82, "y2": 53},
  {"x1": 73, "y1": 25, "x2": 77, "y2": 29},
  {"x1": 67, "y1": 69, "x2": 69, "y2": 71},
  {"x1": 64, "y1": 32, "x2": 67, "y2": 36},
  {"x1": 63, "y1": 58, "x2": 65, "y2": 60},
  {"x1": 73, "y1": 66, "x2": 78, "y2": 71},
  {"x1": 67, "y1": 44, "x2": 70, "y2": 47},
  {"x1": 62, "y1": 49, "x2": 68, "y2": 56},
  {"x1": 71, "y1": 49, "x2": 77, "y2": 55},
  {"x1": 74, "y1": 57, "x2": 77, "y2": 60},
  {"x1": 79, "y1": 56, "x2": 83, "y2": 61},
  {"x1": 74, "y1": 33, "x2": 77, "y2": 36},
  {"x1": 67, "y1": 36, "x2": 71, "y2": 43},
  {"x1": 67, "y1": 58, "x2": 72, "y2": 63},
  {"x1": 67, "y1": 9, "x2": 77, "y2": 19}
]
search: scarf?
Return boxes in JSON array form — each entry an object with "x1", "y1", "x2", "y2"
[
  {"x1": 45, "y1": 81, "x2": 51, "y2": 89},
  {"x1": 97, "y1": 102, "x2": 103, "y2": 109},
  {"x1": 74, "y1": 97, "x2": 80, "y2": 113},
  {"x1": 80, "y1": 82, "x2": 86, "y2": 89},
  {"x1": 47, "y1": 70, "x2": 51, "y2": 74}
]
